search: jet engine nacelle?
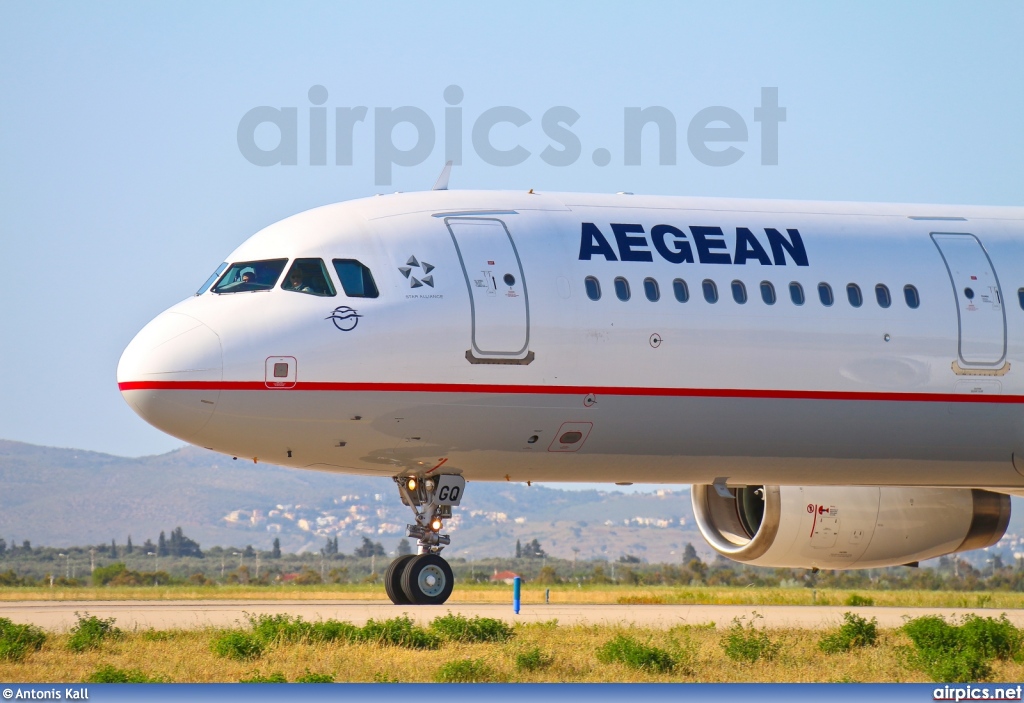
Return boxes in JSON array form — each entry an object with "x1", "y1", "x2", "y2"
[{"x1": 691, "y1": 485, "x2": 1010, "y2": 569}]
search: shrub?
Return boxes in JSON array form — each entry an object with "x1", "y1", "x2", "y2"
[
  {"x1": 819, "y1": 612, "x2": 878, "y2": 653},
  {"x1": 212, "y1": 631, "x2": 265, "y2": 660},
  {"x1": 431, "y1": 614, "x2": 514, "y2": 643},
  {"x1": 434, "y1": 658, "x2": 497, "y2": 683},
  {"x1": 721, "y1": 617, "x2": 780, "y2": 663},
  {"x1": 91, "y1": 563, "x2": 128, "y2": 587},
  {"x1": 86, "y1": 665, "x2": 165, "y2": 683},
  {"x1": 309, "y1": 620, "x2": 361, "y2": 644},
  {"x1": 361, "y1": 616, "x2": 439, "y2": 649},
  {"x1": 239, "y1": 671, "x2": 287, "y2": 683},
  {"x1": 295, "y1": 669, "x2": 334, "y2": 683},
  {"x1": 247, "y1": 613, "x2": 313, "y2": 644},
  {"x1": 845, "y1": 594, "x2": 875, "y2": 607},
  {"x1": 959, "y1": 614, "x2": 1021, "y2": 661},
  {"x1": 596, "y1": 634, "x2": 676, "y2": 673},
  {"x1": 67, "y1": 613, "x2": 122, "y2": 652},
  {"x1": 903, "y1": 614, "x2": 1022, "y2": 682},
  {"x1": 0, "y1": 617, "x2": 46, "y2": 661},
  {"x1": 515, "y1": 647, "x2": 552, "y2": 671}
]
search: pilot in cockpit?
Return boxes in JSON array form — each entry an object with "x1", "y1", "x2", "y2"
[{"x1": 283, "y1": 267, "x2": 312, "y2": 293}]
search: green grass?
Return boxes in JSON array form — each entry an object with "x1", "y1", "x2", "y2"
[
  {"x1": 434, "y1": 658, "x2": 498, "y2": 682},
  {"x1": 430, "y1": 614, "x2": 514, "y2": 643},
  {"x1": 360, "y1": 616, "x2": 440, "y2": 649},
  {"x1": 239, "y1": 671, "x2": 287, "y2": 683},
  {"x1": 86, "y1": 664, "x2": 166, "y2": 683},
  {"x1": 596, "y1": 634, "x2": 676, "y2": 673},
  {"x1": 0, "y1": 617, "x2": 46, "y2": 661},
  {"x1": 515, "y1": 646, "x2": 553, "y2": 671}
]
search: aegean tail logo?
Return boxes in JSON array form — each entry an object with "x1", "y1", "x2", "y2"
[{"x1": 327, "y1": 306, "x2": 362, "y2": 331}]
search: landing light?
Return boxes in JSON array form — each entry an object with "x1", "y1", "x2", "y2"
[
  {"x1": 431, "y1": 518, "x2": 443, "y2": 531},
  {"x1": 406, "y1": 478, "x2": 418, "y2": 491}
]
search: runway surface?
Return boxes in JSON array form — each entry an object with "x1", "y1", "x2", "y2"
[{"x1": 4, "y1": 600, "x2": 1024, "y2": 631}]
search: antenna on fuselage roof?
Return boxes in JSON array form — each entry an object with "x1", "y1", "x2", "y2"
[{"x1": 432, "y1": 160, "x2": 453, "y2": 191}]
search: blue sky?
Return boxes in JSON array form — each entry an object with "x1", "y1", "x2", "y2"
[{"x1": 1, "y1": 2, "x2": 1022, "y2": 460}]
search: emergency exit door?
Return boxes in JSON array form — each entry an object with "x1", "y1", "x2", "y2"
[
  {"x1": 931, "y1": 233, "x2": 1006, "y2": 366},
  {"x1": 446, "y1": 218, "x2": 531, "y2": 362}
]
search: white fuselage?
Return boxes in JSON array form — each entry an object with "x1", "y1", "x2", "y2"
[{"x1": 118, "y1": 190, "x2": 1024, "y2": 489}]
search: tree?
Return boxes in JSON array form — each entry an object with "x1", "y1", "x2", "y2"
[
  {"x1": 168, "y1": 527, "x2": 203, "y2": 558},
  {"x1": 525, "y1": 539, "x2": 546, "y2": 559},
  {"x1": 0, "y1": 538, "x2": 6, "y2": 556},
  {"x1": 323, "y1": 537, "x2": 339, "y2": 556},
  {"x1": 515, "y1": 539, "x2": 522, "y2": 559},
  {"x1": 354, "y1": 537, "x2": 385, "y2": 558},
  {"x1": 243, "y1": 545, "x2": 256, "y2": 558},
  {"x1": 157, "y1": 531, "x2": 168, "y2": 557},
  {"x1": 21, "y1": 540, "x2": 31, "y2": 553},
  {"x1": 271, "y1": 537, "x2": 281, "y2": 559},
  {"x1": 142, "y1": 538, "x2": 156, "y2": 554},
  {"x1": 396, "y1": 539, "x2": 412, "y2": 556},
  {"x1": 111, "y1": 539, "x2": 117, "y2": 558},
  {"x1": 126, "y1": 535, "x2": 133, "y2": 555},
  {"x1": 682, "y1": 543, "x2": 698, "y2": 563}
]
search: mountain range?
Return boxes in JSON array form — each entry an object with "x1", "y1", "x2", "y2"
[{"x1": 0, "y1": 440, "x2": 703, "y2": 562}]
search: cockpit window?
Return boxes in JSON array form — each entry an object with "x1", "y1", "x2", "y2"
[
  {"x1": 196, "y1": 263, "x2": 227, "y2": 296},
  {"x1": 212, "y1": 259, "x2": 288, "y2": 293},
  {"x1": 333, "y1": 259, "x2": 379, "y2": 298},
  {"x1": 281, "y1": 258, "x2": 336, "y2": 297}
]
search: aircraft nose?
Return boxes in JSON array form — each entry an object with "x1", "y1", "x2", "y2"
[{"x1": 117, "y1": 312, "x2": 223, "y2": 441}]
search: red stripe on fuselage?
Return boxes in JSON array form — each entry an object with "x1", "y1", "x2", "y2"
[{"x1": 116, "y1": 380, "x2": 1024, "y2": 404}]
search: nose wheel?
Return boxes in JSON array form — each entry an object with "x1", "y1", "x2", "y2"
[
  {"x1": 385, "y1": 553, "x2": 453, "y2": 605},
  {"x1": 386, "y1": 473, "x2": 465, "y2": 605}
]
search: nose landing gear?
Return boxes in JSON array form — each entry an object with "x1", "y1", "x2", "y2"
[{"x1": 385, "y1": 474, "x2": 464, "y2": 605}]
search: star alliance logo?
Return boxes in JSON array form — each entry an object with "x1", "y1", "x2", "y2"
[
  {"x1": 326, "y1": 306, "x2": 361, "y2": 331},
  {"x1": 398, "y1": 255, "x2": 436, "y2": 288}
]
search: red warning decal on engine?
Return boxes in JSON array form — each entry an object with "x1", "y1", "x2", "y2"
[{"x1": 808, "y1": 504, "x2": 839, "y2": 538}]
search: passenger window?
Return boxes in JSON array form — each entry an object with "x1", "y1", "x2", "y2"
[
  {"x1": 789, "y1": 282, "x2": 804, "y2": 306},
  {"x1": 702, "y1": 279, "x2": 718, "y2": 303},
  {"x1": 333, "y1": 259, "x2": 379, "y2": 298},
  {"x1": 643, "y1": 277, "x2": 660, "y2": 302},
  {"x1": 731, "y1": 280, "x2": 747, "y2": 304},
  {"x1": 818, "y1": 282, "x2": 834, "y2": 307},
  {"x1": 847, "y1": 284, "x2": 863, "y2": 308},
  {"x1": 1018, "y1": 288, "x2": 1024, "y2": 311},
  {"x1": 614, "y1": 277, "x2": 630, "y2": 301},
  {"x1": 196, "y1": 263, "x2": 227, "y2": 296},
  {"x1": 585, "y1": 276, "x2": 601, "y2": 301},
  {"x1": 212, "y1": 259, "x2": 288, "y2": 294},
  {"x1": 904, "y1": 285, "x2": 920, "y2": 309},
  {"x1": 760, "y1": 281, "x2": 776, "y2": 305},
  {"x1": 673, "y1": 278, "x2": 689, "y2": 303},
  {"x1": 875, "y1": 284, "x2": 891, "y2": 308},
  {"x1": 282, "y1": 259, "x2": 336, "y2": 297}
]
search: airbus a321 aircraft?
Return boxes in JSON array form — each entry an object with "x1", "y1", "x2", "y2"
[{"x1": 118, "y1": 177, "x2": 1024, "y2": 605}]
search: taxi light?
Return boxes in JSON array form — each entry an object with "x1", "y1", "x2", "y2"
[
  {"x1": 406, "y1": 478, "x2": 417, "y2": 491},
  {"x1": 431, "y1": 518, "x2": 443, "y2": 531}
]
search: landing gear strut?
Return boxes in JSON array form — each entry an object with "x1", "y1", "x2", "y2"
[{"x1": 384, "y1": 473, "x2": 465, "y2": 605}]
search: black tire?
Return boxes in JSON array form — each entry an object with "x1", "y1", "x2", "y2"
[
  {"x1": 384, "y1": 554, "x2": 416, "y2": 605},
  {"x1": 400, "y1": 553, "x2": 454, "y2": 605}
]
